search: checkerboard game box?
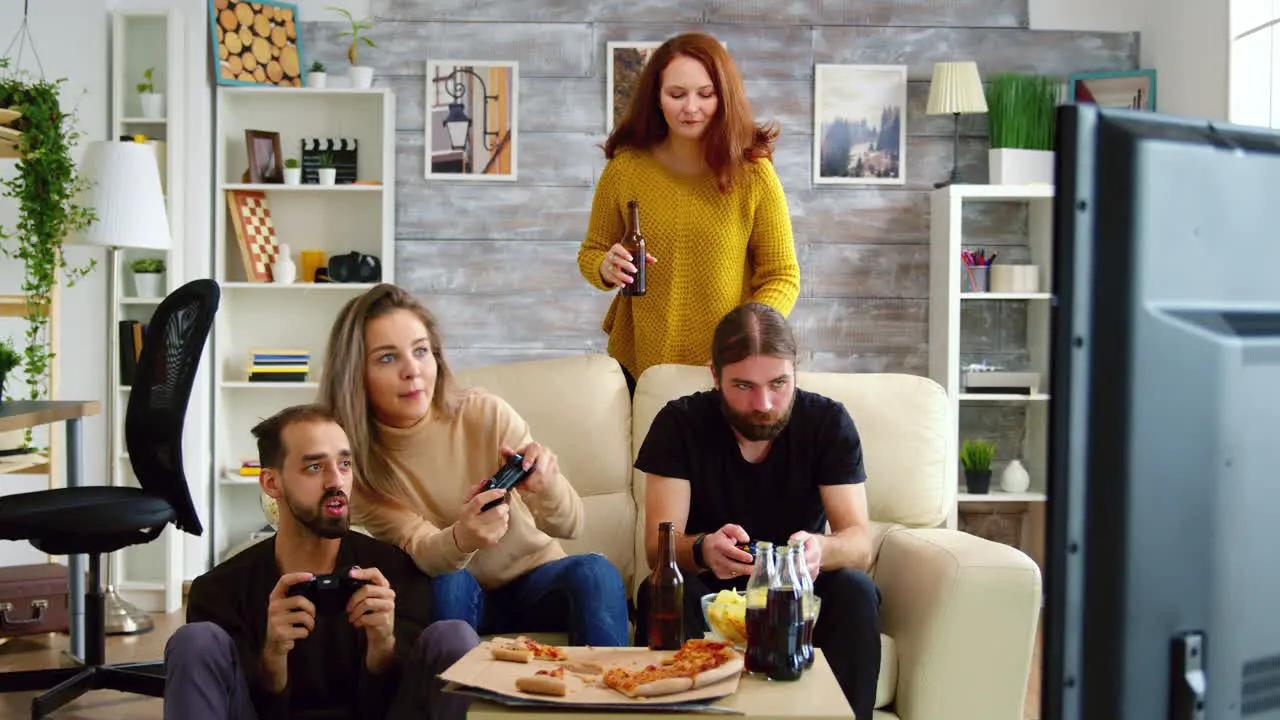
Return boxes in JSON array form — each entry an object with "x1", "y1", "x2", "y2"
[{"x1": 226, "y1": 190, "x2": 281, "y2": 282}]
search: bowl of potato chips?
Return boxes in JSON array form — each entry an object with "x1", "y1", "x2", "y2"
[{"x1": 701, "y1": 590, "x2": 749, "y2": 647}]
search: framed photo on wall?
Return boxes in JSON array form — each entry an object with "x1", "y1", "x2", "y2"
[
  {"x1": 813, "y1": 64, "x2": 907, "y2": 186},
  {"x1": 209, "y1": 0, "x2": 306, "y2": 87},
  {"x1": 1067, "y1": 69, "x2": 1157, "y2": 111},
  {"x1": 606, "y1": 41, "x2": 662, "y2": 133},
  {"x1": 424, "y1": 59, "x2": 519, "y2": 182}
]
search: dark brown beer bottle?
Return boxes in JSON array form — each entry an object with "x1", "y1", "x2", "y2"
[
  {"x1": 648, "y1": 521, "x2": 683, "y2": 650},
  {"x1": 620, "y1": 200, "x2": 647, "y2": 297}
]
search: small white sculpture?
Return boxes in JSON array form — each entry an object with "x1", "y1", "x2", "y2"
[
  {"x1": 272, "y1": 243, "x2": 297, "y2": 284},
  {"x1": 1001, "y1": 459, "x2": 1031, "y2": 493}
]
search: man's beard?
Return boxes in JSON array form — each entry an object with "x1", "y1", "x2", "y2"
[
  {"x1": 285, "y1": 489, "x2": 349, "y2": 539},
  {"x1": 718, "y1": 391, "x2": 794, "y2": 442}
]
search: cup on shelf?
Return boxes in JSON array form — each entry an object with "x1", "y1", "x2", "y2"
[{"x1": 963, "y1": 265, "x2": 990, "y2": 293}]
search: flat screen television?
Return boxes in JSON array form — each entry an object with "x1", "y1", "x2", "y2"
[{"x1": 1045, "y1": 103, "x2": 1280, "y2": 720}]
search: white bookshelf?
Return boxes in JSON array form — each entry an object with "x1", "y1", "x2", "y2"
[
  {"x1": 210, "y1": 86, "x2": 395, "y2": 563},
  {"x1": 928, "y1": 184, "x2": 1054, "y2": 565},
  {"x1": 107, "y1": 8, "x2": 186, "y2": 614}
]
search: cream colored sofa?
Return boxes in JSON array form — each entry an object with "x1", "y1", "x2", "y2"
[{"x1": 452, "y1": 354, "x2": 1043, "y2": 720}]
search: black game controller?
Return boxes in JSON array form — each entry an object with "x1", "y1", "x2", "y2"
[
  {"x1": 480, "y1": 453, "x2": 534, "y2": 512},
  {"x1": 736, "y1": 542, "x2": 758, "y2": 560},
  {"x1": 287, "y1": 566, "x2": 371, "y2": 612}
]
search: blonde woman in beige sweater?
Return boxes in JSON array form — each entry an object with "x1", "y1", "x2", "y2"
[{"x1": 318, "y1": 284, "x2": 630, "y2": 646}]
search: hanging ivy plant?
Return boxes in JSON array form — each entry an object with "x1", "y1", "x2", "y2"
[{"x1": 0, "y1": 58, "x2": 97, "y2": 443}]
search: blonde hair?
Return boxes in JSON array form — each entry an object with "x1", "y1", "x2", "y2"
[{"x1": 318, "y1": 283, "x2": 464, "y2": 502}]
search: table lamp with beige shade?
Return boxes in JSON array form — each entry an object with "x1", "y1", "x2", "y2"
[
  {"x1": 926, "y1": 60, "x2": 989, "y2": 188},
  {"x1": 65, "y1": 139, "x2": 172, "y2": 635}
]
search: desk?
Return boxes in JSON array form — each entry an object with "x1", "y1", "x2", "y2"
[{"x1": 0, "y1": 400, "x2": 100, "y2": 661}]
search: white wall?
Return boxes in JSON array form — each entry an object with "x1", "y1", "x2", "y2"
[{"x1": 1031, "y1": 0, "x2": 1231, "y2": 121}]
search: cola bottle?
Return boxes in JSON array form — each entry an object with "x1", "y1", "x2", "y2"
[
  {"x1": 744, "y1": 541, "x2": 776, "y2": 674},
  {"x1": 765, "y1": 545, "x2": 806, "y2": 681},
  {"x1": 788, "y1": 538, "x2": 816, "y2": 669}
]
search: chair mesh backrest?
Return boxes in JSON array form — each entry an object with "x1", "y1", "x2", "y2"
[{"x1": 124, "y1": 279, "x2": 220, "y2": 536}]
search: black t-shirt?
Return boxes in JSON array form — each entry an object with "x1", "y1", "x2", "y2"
[
  {"x1": 186, "y1": 532, "x2": 434, "y2": 720},
  {"x1": 634, "y1": 388, "x2": 866, "y2": 549}
]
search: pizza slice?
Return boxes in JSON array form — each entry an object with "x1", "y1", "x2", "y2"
[
  {"x1": 516, "y1": 666, "x2": 569, "y2": 696},
  {"x1": 602, "y1": 638, "x2": 744, "y2": 698},
  {"x1": 518, "y1": 635, "x2": 569, "y2": 661},
  {"x1": 489, "y1": 635, "x2": 569, "y2": 663}
]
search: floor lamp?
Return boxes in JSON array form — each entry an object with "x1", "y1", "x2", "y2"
[
  {"x1": 926, "y1": 61, "x2": 989, "y2": 188},
  {"x1": 68, "y1": 140, "x2": 173, "y2": 634}
]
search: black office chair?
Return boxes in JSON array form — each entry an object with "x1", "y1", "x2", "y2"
[{"x1": 0, "y1": 278, "x2": 219, "y2": 718}]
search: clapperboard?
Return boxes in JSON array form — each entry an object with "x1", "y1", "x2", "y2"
[{"x1": 300, "y1": 137, "x2": 359, "y2": 184}]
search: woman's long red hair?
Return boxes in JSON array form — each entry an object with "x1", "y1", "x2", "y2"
[{"x1": 603, "y1": 32, "x2": 779, "y2": 194}]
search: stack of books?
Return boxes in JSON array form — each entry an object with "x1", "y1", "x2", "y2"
[{"x1": 249, "y1": 349, "x2": 310, "y2": 382}]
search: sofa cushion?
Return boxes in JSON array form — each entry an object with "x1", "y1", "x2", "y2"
[{"x1": 452, "y1": 354, "x2": 638, "y2": 597}]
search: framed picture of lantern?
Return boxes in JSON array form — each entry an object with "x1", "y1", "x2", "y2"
[{"x1": 424, "y1": 59, "x2": 519, "y2": 181}]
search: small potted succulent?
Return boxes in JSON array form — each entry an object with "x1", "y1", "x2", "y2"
[
  {"x1": 317, "y1": 151, "x2": 336, "y2": 185},
  {"x1": 137, "y1": 66, "x2": 164, "y2": 119},
  {"x1": 131, "y1": 257, "x2": 166, "y2": 298},
  {"x1": 960, "y1": 438, "x2": 996, "y2": 494},
  {"x1": 0, "y1": 337, "x2": 20, "y2": 407},
  {"x1": 307, "y1": 60, "x2": 327, "y2": 89},
  {"x1": 283, "y1": 157, "x2": 301, "y2": 185}
]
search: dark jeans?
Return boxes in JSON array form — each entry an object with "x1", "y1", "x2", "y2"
[
  {"x1": 620, "y1": 361, "x2": 637, "y2": 398},
  {"x1": 431, "y1": 553, "x2": 630, "y2": 647},
  {"x1": 162, "y1": 619, "x2": 478, "y2": 720},
  {"x1": 634, "y1": 567, "x2": 881, "y2": 720}
]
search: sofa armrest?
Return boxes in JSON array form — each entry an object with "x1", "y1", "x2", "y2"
[{"x1": 874, "y1": 527, "x2": 1041, "y2": 720}]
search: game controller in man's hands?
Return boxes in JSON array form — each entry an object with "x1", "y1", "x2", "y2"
[
  {"x1": 287, "y1": 567, "x2": 371, "y2": 612},
  {"x1": 736, "y1": 542, "x2": 758, "y2": 560},
  {"x1": 480, "y1": 453, "x2": 534, "y2": 512}
]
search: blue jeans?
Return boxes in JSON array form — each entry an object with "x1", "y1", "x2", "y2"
[{"x1": 431, "y1": 553, "x2": 630, "y2": 647}]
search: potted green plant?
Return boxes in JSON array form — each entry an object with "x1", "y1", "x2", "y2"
[
  {"x1": 307, "y1": 60, "x2": 327, "y2": 89},
  {"x1": 985, "y1": 73, "x2": 1060, "y2": 185},
  {"x1": 0, "y1": 58, "x2": 97, "y2": 434},
  {"x1": 329, "y1": 6, "x2": 376, "y2": 89},
  {"x1": 960, "y1": 438, "x2": 996, "y2": 494},
  {"x1": 317, "y1": 151, "x2": 336, "y2": 185},
  {"x1": 131, "y1": 257, "x2": 166, "y2": 298},
  {"x1": 0, "y1": 337, "x2": 21, "y2": 407},
  {"x1": 283, "y1": 157, "x2": 301, "y2": 185},
  {"x1": 136, "y1": 66, "x2": 164, "y2": 119}
]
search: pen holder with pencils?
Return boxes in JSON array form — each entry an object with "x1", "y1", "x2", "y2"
[{"x1": 961, "y1": 248, "x2": 995, "y2": 293}]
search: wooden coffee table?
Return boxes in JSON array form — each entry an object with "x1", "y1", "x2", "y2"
[{"x1": 464, "y1": 649, "x2": 854, "y2": 719}]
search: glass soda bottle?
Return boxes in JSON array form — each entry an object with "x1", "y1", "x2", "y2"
[
  {"x1": 647, "y1": 521, "x2": 683, "y2": 650},
  {"x1": 744, "y1": 541, "x2": 776, "y2": 673},
  {"x1": 788, "y1": 537, "x2": 816, "y2": 669},
  {"x1": 765, "y1": 545, "x2": 806, "y2": 681},
  {"x1": 620, "y1": 200, "x2": 647, "y2": 296}
]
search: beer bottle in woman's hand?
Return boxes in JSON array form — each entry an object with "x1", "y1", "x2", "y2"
[{"x1": 620, "y1": 200, "x2": 647, "y2": 296}]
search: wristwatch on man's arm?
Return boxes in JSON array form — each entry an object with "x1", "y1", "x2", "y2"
[{"x1": 692, "y1": 533, "x2": 709, "y2": 570}]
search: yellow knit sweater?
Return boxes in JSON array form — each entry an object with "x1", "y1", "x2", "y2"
[{"x1": 577, "y1": 148, "x2": 801, "y2": 379}]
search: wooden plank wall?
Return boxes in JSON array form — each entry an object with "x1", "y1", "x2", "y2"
[{"x1": 301, "y1": 0, "x2": 1137, "y2": 378}]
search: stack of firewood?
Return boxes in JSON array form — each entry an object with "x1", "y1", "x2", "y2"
[{"x1": 0, "y1": 108, "x2": 21, "y2": 159}]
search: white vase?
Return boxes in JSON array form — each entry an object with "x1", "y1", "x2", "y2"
[
  {"x1": 133, "y1": 272, "x2": 164, "y2": 298},
  {"x1": 139, "y1": 92, "x2": 165, "y2": 119},
  {"x1": 1000, "y1": 459, "x2": 1032, "y2": 493},
  {"x1": 349, "y1": 66, "x2": 374, "y2": 89},
  {"x1": 988, "y1": 148, "x2": 1054, "y2": 186},
  {"x1": 283, "y1": 167, "x2": 301, "y2": 185},
  {"x1": 317, "y1": 168, "x2": 337, "y2": 186},
  {"x1": 272, "y1": 243, "x2": 296, "y2": 284},
  {"x1": 307, "y1": 71, "x2": 327, "y2": 89}
]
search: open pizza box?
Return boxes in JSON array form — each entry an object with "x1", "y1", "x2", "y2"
[{"x1": 440, "y1": 639, "x2": 746, "y2": 713}]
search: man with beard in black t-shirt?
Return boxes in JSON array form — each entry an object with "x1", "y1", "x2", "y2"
[{"x1": 633, "y1": 303, "x2": 880, "y2": 720}]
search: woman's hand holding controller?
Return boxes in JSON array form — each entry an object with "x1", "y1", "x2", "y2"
[{"x1": 454, "y1": 481, "x2": 511, "y2": 553}]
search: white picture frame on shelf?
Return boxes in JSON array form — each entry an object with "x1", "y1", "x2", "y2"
[
  {"x1": 813, "y1": 64, "x2": 907, "y2": 186},
  {"x1": 424, "y1": 59, "x2": 519, "y2": 182}
]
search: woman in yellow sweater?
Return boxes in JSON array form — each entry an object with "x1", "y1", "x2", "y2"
[
  {"x1": 318, "y1": 284, "x2": 630, "y2": 646},
  {"x1": 578, "y1": 31, "x2": 801, "y2": 393}
]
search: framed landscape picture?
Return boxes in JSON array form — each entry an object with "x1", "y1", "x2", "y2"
[
  {"x1": 1067, "y1": 69, "x2": 1157, "y2": 111},
  {"x1": 606, "y1": 42, "x2": 662, "y2": 132},
  {"x1": 813, "y1": 64, "x2": 907, "y2": 186},
  {"x1": 424, "y1": 59, "x2": 519, "y2": 181}
]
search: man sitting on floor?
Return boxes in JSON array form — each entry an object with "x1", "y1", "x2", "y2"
[
  {"x1": 164, "y1": 404, "x2": 479, "y2": 720},
  {"x1": 632, "y1": 302, "x2": 881, "y2": 720}
]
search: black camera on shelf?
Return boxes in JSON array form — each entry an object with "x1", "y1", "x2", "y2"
[
  {"x1": 480, "y1": 453, "x2": 535, "y2": 512},
  {"x1": 287, "y1": 566, "x2": 370, "y2": 612}
]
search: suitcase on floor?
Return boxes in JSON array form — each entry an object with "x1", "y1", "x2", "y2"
[{"x1": 0, "y1": 563, "x2": 70, "y2": 638}]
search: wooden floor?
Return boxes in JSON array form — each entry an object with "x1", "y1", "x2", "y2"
[{"x1": 0, "y1": 611, "x2": 1044, "y2": 719}]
